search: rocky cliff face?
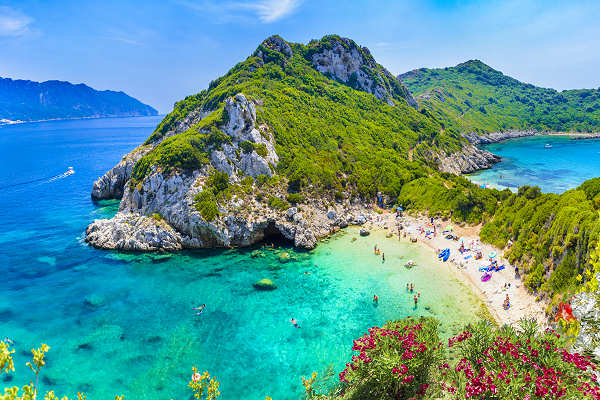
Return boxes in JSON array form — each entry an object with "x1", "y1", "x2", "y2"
[
  {"x1": 309, "y1": 36, "x2": 417, "y2": 108},
  {"x1": 572, "y1": 275, "x2": 600, "y2": 361},
  {"x1": 86, "y1": 93, "x2": 370, "y2": 251},
  {"x1": 437, "y1": 144, "x2": 501, "y2": 175}
]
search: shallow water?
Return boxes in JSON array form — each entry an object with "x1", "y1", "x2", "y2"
[
  {"x1": 468, "y1": 135, "x2": 600, "y2": 193},
  {"x1": 1, "y1": 117, "x2": 485, "y2": 400}
]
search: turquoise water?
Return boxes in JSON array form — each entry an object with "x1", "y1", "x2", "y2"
[
  {"x1": 0, "y1": 118, "x2": 485, "y2": 400},
  {"x1": 468, "y1": 135, "x2": 600, "y2": 193}
]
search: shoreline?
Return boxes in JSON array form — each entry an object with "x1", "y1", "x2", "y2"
[
  {"x1": 359, "y1": 211, "x2": 548, "y2": 327},
  {"x1": 0, "y1": 114, "x2": 162, "y2": 127}
]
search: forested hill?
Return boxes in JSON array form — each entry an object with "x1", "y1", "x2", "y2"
[
  {"x1": 0, "y1": 77, "x2": 157, "y2": 122},
  {"x1": 399, "y1": 60, "x2": 600, "y2": 134}
]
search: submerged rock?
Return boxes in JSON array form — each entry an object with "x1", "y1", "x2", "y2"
[
  {"x1": 84, "y1": 294, "x2": 106, "y2": 308},
  {"x1": 279, "y1": 252, "x2": 291, "y2": 263},
  {"x1": 253, "y1": 278, "x2": 277, "y2": 291}
]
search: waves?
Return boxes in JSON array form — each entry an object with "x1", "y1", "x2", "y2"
[{"x1": 0, "y1": 167, "x2": 74, "y2": 190}]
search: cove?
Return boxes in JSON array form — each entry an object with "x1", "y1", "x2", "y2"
[
  {"x1": 1, "y1": 117, "x2": 485, "y2": 400},
  {"x1": 468, "y1": 135, "x2": 600, "y2": 193}
]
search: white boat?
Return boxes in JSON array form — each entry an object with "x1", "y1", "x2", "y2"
[
  {"x1": 65, "y1": 167, "x2": 75, "y2": 175},
  {"x1": 544, "y1": 144, "x2": 552, "y2": 148}
]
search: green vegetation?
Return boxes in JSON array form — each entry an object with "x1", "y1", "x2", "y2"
[
  {"x1": 401, "y1": 60, "x2": 600, "y2": 134},
  {"x1": 481, "y1": 181, "x2": 600, "y2": 298},
  {"x1": 302, "y1": 318, "x2": 600, "y2": 399},
  {"x1": 135, "y1": 35, "x2": 464, "y2": 197},
  {"x1": 129, "y1": 35, "x2": 600, "y2": 303},
  {"x1": 193, "y1": 171, "x2": 230, "y2": 222}
]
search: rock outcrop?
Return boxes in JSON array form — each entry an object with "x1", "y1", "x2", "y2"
[
  {"x1": 572, "y1": 277, "x2": 600, "y2": 361},
  {"x1": 86, "y1": 92, "x2": 372, "y2": 252},
  {"x1": 463, "y1": 131, "x2": 536, "y2": 145},
  {"x1": 437, "y1": 144, "x2": 501, "y2": 175},
  {"x1": 91, "y1": 146, "x2": 151, "y2": 200},
  {"x1": 310, "y1": 37, "x2": 417, "y2": 108}
]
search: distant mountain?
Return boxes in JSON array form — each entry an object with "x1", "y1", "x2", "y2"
[
  {"x1": 0, "y1": 77, "x2": 157, "y2": 122},
  {"x1": 399, "y1": 60, "x2": 600, "y2": 134}
]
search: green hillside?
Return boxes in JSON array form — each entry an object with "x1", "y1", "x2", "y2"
[
  {"x1": 136, "y1": 35, "x2": 465, "y2": 199},
  {"x1": 132, "y1": 35, "x2": 600, "y2": 306},
  {"x1": 400, "y1": 60, "x2": 600, "y2": 134}
]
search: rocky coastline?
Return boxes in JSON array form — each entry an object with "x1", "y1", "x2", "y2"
[{"x1": 86, "y1": 93, "x2": 376, "y2": 251}]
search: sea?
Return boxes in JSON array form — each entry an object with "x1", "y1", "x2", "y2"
[
  {"x1": 468, "y1": 135, "x2": 600, "y2": 193},
  {"x1": 0, "y1": 117, "x2": 496, "y2": 400}
]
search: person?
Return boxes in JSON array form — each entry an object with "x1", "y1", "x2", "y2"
[
  {"x1": 410, "y1": 283, "x2": 414, "y2": 293},
  {"x1": 3, "y1": 337, "x2": 13, "y2": 345},
  {"x1": 373, "y1": 294, "x2": 379, "y2": 304},
  {"x1": 503, "y1": 295, "x2": 510, "y2": 310},
  {"x1": 290, "y1": 318, "x2": 300, "y2": 328},
  {"x1": 374, "y1": 244, "x2": 377, "y2": 254},
  {"x1": 414, "y1": 296, "x2": 418, "y2": 306},
  {"x1": 193, "y1": 304, "x2": 206, "y2": 315},
  {"x1": 382, "y1": 252, "x2": 385, "y2": 262},
  {"x1": 417, "y1": 292, "x2": 420, "y2": 298},
  {"x1": 406, "y1": 283, "x2": 409, "y2": 291}
]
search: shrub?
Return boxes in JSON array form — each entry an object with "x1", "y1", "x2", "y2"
[
  {"x1": 268, "y1": 195, "x2": 288, "y2": 211},
  {"x1": 286, "y1": 193, "x2": 305, "y2": 204},
  {"x1": 336, "y1": 317, "x2": 443, "y2": 399},
  {"x1": 194, "y1": 190, "x2": 219, "y2": 222},
  {"x1": 239, "y1": 140, "x2": 254, "y2": 154}
]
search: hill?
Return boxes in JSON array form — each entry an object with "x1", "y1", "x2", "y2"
[
  {"x1": 0, "y1": 77, "x2": 157, "y2": 122},
  {"x1": 400, "y1": 60, "x2": 600, "y2": 134},
  {"x1": 85, "y1": 35, "x2": 600, "y2": 318}
]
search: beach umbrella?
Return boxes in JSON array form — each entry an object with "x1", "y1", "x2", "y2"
[{"x1": 489, "y1": 251, "x2": 497, "y2": 259}]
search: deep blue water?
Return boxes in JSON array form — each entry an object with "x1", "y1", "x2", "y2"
[
  {"x1": 0, "y1": 117, "x2": 484, "y2": 400},
  {"x1": 468, "y1": 135, "x2": 600, "y2": 193}
]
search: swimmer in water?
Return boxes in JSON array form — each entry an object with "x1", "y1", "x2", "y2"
[
  {"x1": 410, "y1": 283, "x2": 414, "y2": 293},
  {"x1": 373, "y1": 294, "x2": 379, "y2": 304},
  {"x1": 406, "y1": 283, "x2": 409, "y2": 291},
  {"x1": 414, "y1": 296, "x2": 418, "y2": 305},
  {"x1": 3, "y1": 337, "x2": 13, "y2": 345},
  {"x1": 193, "y1": 304, "x2": 206, "y2": 315},
  {"x1": 290, "y1": 318, "x2": 300, "y2": 328}
]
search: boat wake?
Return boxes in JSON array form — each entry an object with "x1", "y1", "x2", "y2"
[{"x1": 0, "y1": 167, "x2": 75, "y2": 190}]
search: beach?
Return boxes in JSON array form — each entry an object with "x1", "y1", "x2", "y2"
[{"x1": 360, "y1": 210, "x2": 548, "y2": 328}]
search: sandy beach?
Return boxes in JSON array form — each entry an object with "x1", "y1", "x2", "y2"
[{"x1": 360, "y1": 210, "x2": 548, "y2": 328}]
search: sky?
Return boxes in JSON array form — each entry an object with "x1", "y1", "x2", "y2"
[{"x1": 1, "y1": 0, "x2": 600, "y2": 113}]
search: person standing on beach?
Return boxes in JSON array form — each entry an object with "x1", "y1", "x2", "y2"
[{"x1": 414, "y1": 296, "x2": 418, "y2": 306}]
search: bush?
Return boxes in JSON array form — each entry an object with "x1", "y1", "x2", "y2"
[
  {"x1": 194, "y1": 190, "x2": 219, "y2": 222},
  {"x1": 268, "y1": 195, "x2": 288, "y2": 211},
  {"x1": 336, "y1": 318, "x2": 443, "y2": 399},
  {"x1": 286, "y1": 193, "x2": 305, "y2": 204},
  {"x1": 240, "y1": 140, "x2": 254, "y2": 154}
]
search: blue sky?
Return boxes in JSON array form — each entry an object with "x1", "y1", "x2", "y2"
[{"x1": 1, "y1": 0, "x2": 599, "y2": 113}]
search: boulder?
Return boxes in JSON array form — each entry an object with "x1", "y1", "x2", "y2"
[
  {"x1": 84, "y1": 294, "x2": 106, "y2": 308},
  {"x1": 327, "y1": 209, "x2": 336, "y2": 220},
  {"x1": 279, "y1": 252, "x2": 291, "y2": 263},
  {"x1": 253, "y1": 278, "x2": 277, "y2": 291},
  {"x1": 360, "y1": 228, "x2": 370, "y2": 236}
]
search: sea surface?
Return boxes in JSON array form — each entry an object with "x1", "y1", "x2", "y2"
[
  {"x1": 468, "y1": 135, "x2": 600, "y2": 193},
  {"x1": 1, "y1": 117, "x2": 485, "y2": 400}
]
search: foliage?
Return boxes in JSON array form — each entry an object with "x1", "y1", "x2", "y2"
[
  {"x1": 188, "y1": 368, "x2": 220, "y2": 400},
  {"x1": 134, "y1": 35, "x2": 464, "y2": 198},
  {"x1": 442, "y1": 320, "x2": 600, "y2": 399},
  {"x1": 193, "y1": 170, "x2": 231, "y2": 222},
  {"x1": 480, "y1": 182, "x2": 600, "y2": 299},
  {"x1": 0, "y1": 340, "x2": 125, "y2": 400},
  {"x1": 309, "y1": 318, "x2": 600, "y2": 400},
  {"x1": 401, "y1": 60, "x2": 600, "y2": 134},
  {"x1": 286, "y1": 192, "x2": 305, "y2": 204},
  {"x1": 335, "y1": 317, "x2": 443, "y2": 399},
  {"x1": 268, "y1": 195, "x2": 289, "y2": 211}
]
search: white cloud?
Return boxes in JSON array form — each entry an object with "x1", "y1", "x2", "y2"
[
  {"x1": 0, "y1": 6, "x2": 33, "y2": 37},
  {"x1": 179, "y1": 0, "x2": 302, "y2": 23},
  {"x1": 246, "y1": 0, "x2": 302, "y2": 22}
]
